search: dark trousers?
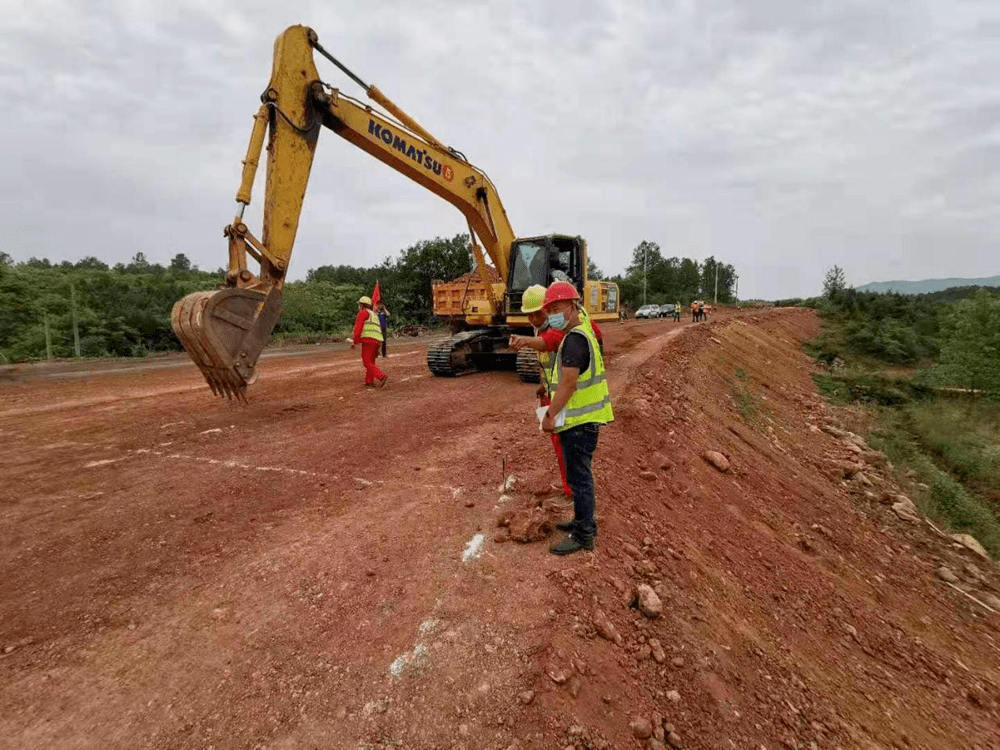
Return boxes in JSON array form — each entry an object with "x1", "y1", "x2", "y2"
[
  {"x1": 380, "y1": 327, "x2": 387, "y2": 357},
  {"x1": 558, "y1": 423, "x2": 600, "y2": 540}
]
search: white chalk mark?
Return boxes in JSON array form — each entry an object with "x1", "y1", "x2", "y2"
[
  {"x1": 84, "y1": 459, "x2": 120, "y2": 468},
  {"x1": 128, "y1": 449, "x2": 334, "y2": 478},
  {"x1": 198, "y1": 428, "x2": 223, "y2": 435},
  {"x1": 462, "y1": 533, "x2": 486, "y2": 562},
  {"x1": 389, "y1": 642, "x2": 429, "y2": 679}
]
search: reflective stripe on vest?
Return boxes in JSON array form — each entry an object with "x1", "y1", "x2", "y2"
[
  {"x1": 552, "y1": 323, "x2": 613, "y2": 432},
  {"x1": 362, "y1": 309, "x2": 384, "y2": 342}
]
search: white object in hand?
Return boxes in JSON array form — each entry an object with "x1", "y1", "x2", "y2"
[{"x1": 536, "y1": 405, "x2": 566, "y2": 430}]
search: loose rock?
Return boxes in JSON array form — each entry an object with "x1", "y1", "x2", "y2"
[
  {"x1": 667, "y1": 731, "x2": 684, "y2": 748},
  {"x1": 509, "y1": 507, "x2": 553, "y2": 543},
  {"x1": 666, "y1": 689, "x2": 681, "y2": 703},
  {"x1": 649, "y1": 638, "x2": 666, "y2": 664},
  {"x1": 640, "y1": 470, "x2": 658, "y2": 482},
  {"x1": 703, "y1": 451, "x2": 730, "y2": 473},
  {"x1": 635, "y1": 584, "x2": 663, "y2": 619},
  {"x1": 518, "y1": 690, "x2": 535, "y2": 705},
  {"x1": 950, "y1": 533, "x2": 989, "y2": 560},
  {"x1": 593, "y1": 609, "x2": 622, "y2": 645},
  {"x1": 547, "y1": 662, "x2": 571, "y2": 684},
  {"x1": 936, "y1": 566, "x2": 959, "y2": 584},
  {"x1": 892, "y1": 498, "x2": 921, "y2": 523},
  {"x1": 630, "y1": 716, "x2": 653, "y2": 739}
]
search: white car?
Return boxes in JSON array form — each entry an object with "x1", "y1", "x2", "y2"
[{"x1": 635, "y1": 305, "x2": 660, "y2": 319}]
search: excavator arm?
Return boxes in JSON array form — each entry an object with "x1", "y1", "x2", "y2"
[{"x1": 171, "y1": 24, "x2": 515, "y2": 399}]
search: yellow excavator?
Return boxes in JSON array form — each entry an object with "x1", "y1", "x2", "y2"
[{"x1": 172, "y1": 25, "x2": 619, "y2": 399}]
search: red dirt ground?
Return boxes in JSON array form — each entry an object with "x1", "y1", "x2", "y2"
[{"x1": 1, "y1": 310, "x2": 998, "y2": 750}]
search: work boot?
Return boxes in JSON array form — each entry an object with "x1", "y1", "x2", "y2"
[
  {"x1": 549, "y1": 534, "x2": 594, "y2": 556},
  {"x1": 375, "y1": 374, "x2": 389, "y2": 388},
  {"x1": 555, "y1": 520, "x2": 576, "y2": 532}
]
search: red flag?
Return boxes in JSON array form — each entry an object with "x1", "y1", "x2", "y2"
[{"x1": 372, "y1": 281, "x2": 381, "y2": 307}]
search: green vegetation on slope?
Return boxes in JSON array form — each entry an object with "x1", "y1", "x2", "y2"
[{"x1": 808, "y1": 269, "x2": 1000, "y2": 556}]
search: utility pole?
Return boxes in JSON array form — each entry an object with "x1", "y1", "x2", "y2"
[
  {"x1": 735, "y1": 274, "x2": 739, "y2": 307},
  {"x1": 643, "y1": 245, "x2": 647, "y2": 306},
  {"x1": 44, "y1": 312, "x2": 53, "y2": 359},
  {"x1": 714, "y1": 263, "x2": 719, "y2": 305},
  {"x1": 70, "y1": 281, "x2": 81, "y2": 357}
]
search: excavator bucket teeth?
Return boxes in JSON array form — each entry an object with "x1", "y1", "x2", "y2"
[{"x1": 171, "y1": 286, "x2": 283, "y2": 400}]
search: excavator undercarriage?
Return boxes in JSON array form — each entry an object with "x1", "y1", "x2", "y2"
[{"x1": 426, "y1": 329, "x2": 537, "y2": 379}]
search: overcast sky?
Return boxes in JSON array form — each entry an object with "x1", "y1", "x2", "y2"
[{"x1": 2, "y1": 0, "x2": 998, "y2": 299}]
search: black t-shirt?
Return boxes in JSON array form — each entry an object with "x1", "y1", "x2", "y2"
[{"x1": 560, "y1": 330, "x2": 591, "y2": 372}]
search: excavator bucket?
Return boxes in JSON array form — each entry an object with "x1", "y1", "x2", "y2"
[{"x1": 171, "y1": 286, "x2": 283, "y2": 401}]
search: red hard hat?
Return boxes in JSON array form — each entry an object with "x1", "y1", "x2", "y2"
[{"x1": 543, "y1": 281, "x2": 581, "y2": 308}]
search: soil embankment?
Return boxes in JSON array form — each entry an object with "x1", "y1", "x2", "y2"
[{"x1": 1, "y1": 310, "x2": 997, "y2": 749}]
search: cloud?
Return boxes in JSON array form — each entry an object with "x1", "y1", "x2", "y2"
[{"x1": 1, "y1": 0, "x2": 998, "y2": 298}]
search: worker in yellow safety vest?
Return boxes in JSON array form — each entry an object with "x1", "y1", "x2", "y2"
[
  {"x1": 351, "y1": 296, "x2": 387, "y2": 387},
  {"x1": 540, "y1": 281, "x2": 614, "y2": 555}
]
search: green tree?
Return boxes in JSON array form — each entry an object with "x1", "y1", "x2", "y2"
[
  {"x1": 823, "y1": 265, "x2": 846, "y2": 299},
  {"x1": 169, "y1": 253, "x2": 192, "y2": 273},
  {"x1": 934, "y1": 291, "x2": 1000, "y2": 393},
  {"x1": 75, "y1": 256, "x2": 109, "y2": 271},
  {"x1": 678, "y1": 258, "x2": 701, "y2": 301},
  {"x1": 587, "y1": 258, "x2": 604, "y2": 281}
]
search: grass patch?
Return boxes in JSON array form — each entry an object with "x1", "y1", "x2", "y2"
[
  {"x1": 868, "y1": 405, "x2": 1000, "y2": 557},
  {"x1": 731, "y1": 368, "x2": 768, "y2": 427}
]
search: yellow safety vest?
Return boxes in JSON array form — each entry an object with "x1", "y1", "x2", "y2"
[
  {"x1": 539, "y1": 312, "x2": 599, "y2": 396},
  {"x1": 551, "y1": 322, "x2": 613, "y2": 433},
  {"x1": 361, "y1": 309, "x2": 384, "y2": 342}
]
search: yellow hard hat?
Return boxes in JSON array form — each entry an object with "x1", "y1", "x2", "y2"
[
  {"x1": 358, "y1": 295, "x2": 372, "y2": 305},
  {"x1": 521, "y1": 284, "x2": 547, "y2": 313}
]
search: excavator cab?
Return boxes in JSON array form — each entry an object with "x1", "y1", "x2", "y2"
[{"x1": 505, "y1": 235, "x2": 585, "y2": 314}]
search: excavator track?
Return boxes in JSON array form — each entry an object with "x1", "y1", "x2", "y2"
[
  {"x1": 427, "y1": 330, "x2": 486, "y2": 377},
  {"x1": 515, "y1": 348, "x2": 541, "y2": 383}
]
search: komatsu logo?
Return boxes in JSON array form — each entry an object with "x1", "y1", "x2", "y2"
[{"x1": 368, "y1": 120, "x2": 454, "y2": 181}]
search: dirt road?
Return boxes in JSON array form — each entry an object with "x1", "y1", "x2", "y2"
[{"x1": 2, "y1": 311, "x2": 998, "y2": 750}]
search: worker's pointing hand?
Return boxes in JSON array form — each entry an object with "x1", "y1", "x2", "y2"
[{"x1": 509, "y1": 335, "x2": 525, "y2": 351}]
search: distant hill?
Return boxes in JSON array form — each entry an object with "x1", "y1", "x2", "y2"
[{"x1": 856, "y1": 275, "x2": 1000, "y2": 294}]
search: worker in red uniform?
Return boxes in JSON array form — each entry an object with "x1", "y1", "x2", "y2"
[
  {"x1": 510, "y1": 285, "x2": 603, "y2": 497},
  {"x1": 351, "y1": 295, "x2": 388, "y2": 387}
]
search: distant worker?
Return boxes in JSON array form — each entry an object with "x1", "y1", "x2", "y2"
[
  {"x1": 351, "y1": 296, "x2": 388, "y2": 388},
  {"x1": 690, "y1": 300, "x2": 698, "y2": 321},
  {"x1": 673, "y1": 301, "x2": 682, "y2": 322},
  {"x1": 376, "y1": 301, "x2": 390, "y2": 358},
  {"x1": 698, "y1": 300, "x2": 706, "y2": 321},
  {"x1": 539, "y1": 281, "x2": 614, "y2": 556},
  {"x1": 510, "y1": 285, "x2": 572, "y2": 498}
]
